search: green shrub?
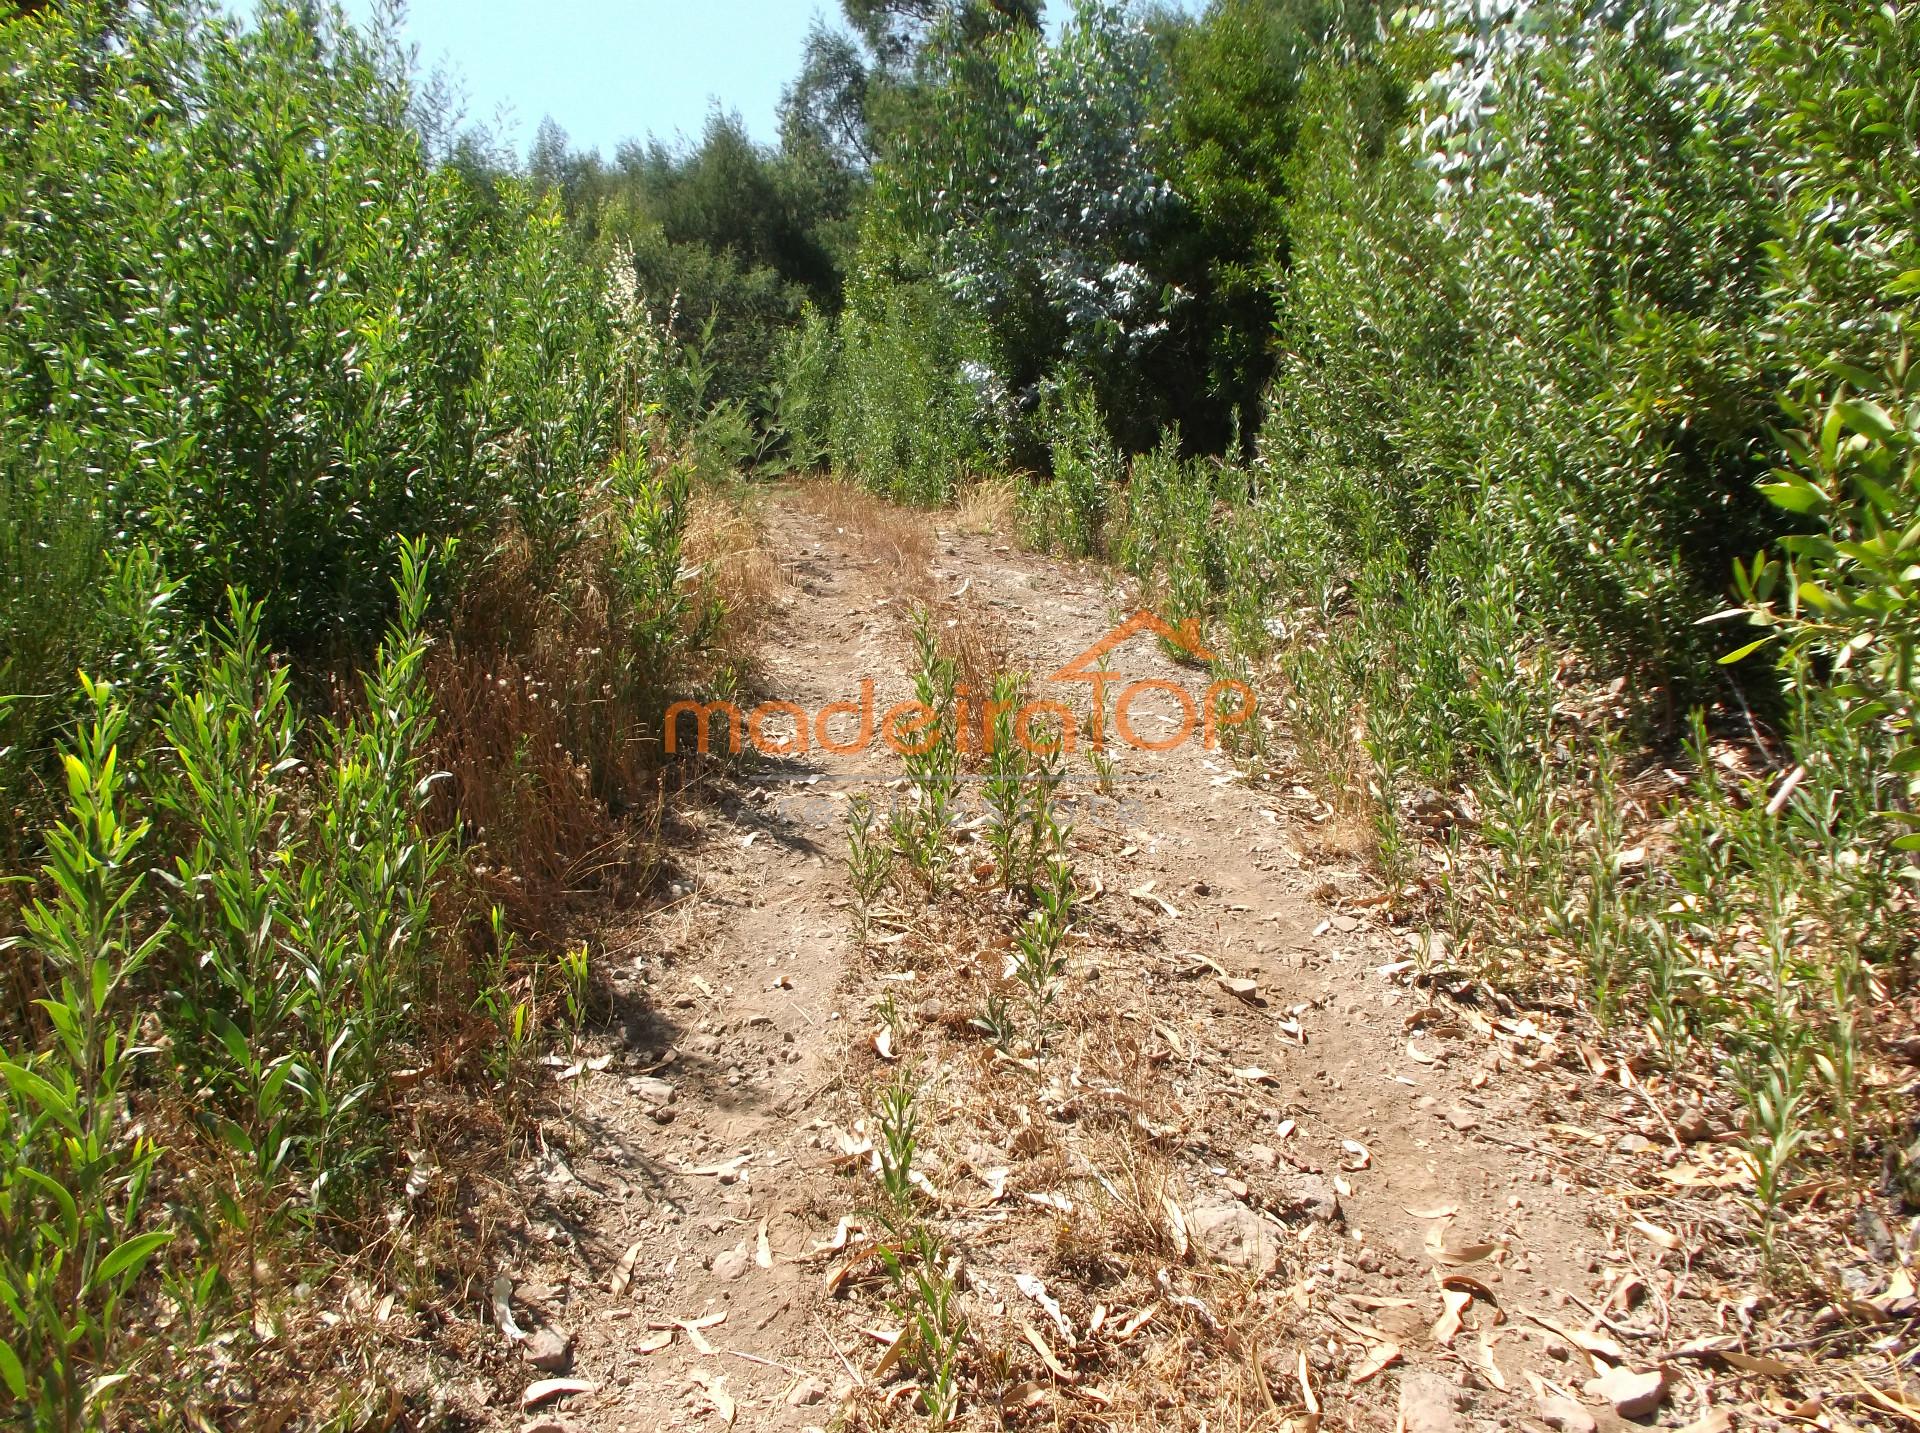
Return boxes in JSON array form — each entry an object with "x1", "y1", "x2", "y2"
[{"x1": 830, "y1": 251, "x2": 1002, "y2": 504}]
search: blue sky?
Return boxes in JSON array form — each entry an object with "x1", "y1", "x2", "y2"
[{"x1": 336, "y1": 0, "x2": 1203, "y2": 161}]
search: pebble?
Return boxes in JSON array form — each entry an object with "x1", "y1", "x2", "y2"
[
  {"x1": 1398, "y1": 1371, "x2": 1460, "y2": 1433},
  {"x1": 1588, "y1": 1366, "x2": 1667, "y2": 1419},
  {"x1": 523, "y1": 1326, "x2": 573, "y2": 1374},
  {"x1": 1273, "y1": 1172, "x2": 1341, "y2": 1224},
  {"x1": 1187, "y1": 1200, "x2": 1283, "y2": 1277},
  {"x1": 1538, "y1": 1398, "x2": 1597, "y2": 1433},
  {"x1": 785, "y1": 1376, "x2": 828, "y2": 1406},
  {"x1": 1674, "y1": 1106, "x2": 1715, "y2": 1143}
]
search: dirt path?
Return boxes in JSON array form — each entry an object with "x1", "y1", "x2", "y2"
[{"x1": 485, "y1": 489, "x2": 1733, "y2": 1433}]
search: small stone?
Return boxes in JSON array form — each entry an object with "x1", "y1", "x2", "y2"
[
  {"x1": 711, "y1": 1246, "x2": 751, "y2": 1282},
  {"x1": 650, "y1": 1107, "x2": 675, "y2": 1124},
  {"x1": 521, "y1": 1420, "x2": 575, "y2": 1433},
  {"x1": 1443, "y1": 1107, "x2": 1480, "y2": 1133},
  {"x1": 1398, "y1": 1371, "x2": 1460, "y2": 1433},
  {"x1": 1616, "y1": 1133, "x2": 1654, "y2": 1155},
  {"x1": 1243, "y1": 1144, "x2": 1279, "y2": 1171},
  {"x1": 1219, "y1": 977, "x2": 1265, "y2": 1006},
  {"x1": 1588, "y1": 1366, "x2": 1667, "y2": 1419},
  {"x1": 1187, "y1": 1200, "x2": 1283, "y2": 1277},
  {"x1": 523, "y1": 1326, "x2": 574, "y2": 1373},
  {"x1": 1538, "y1": 1397, "x2": 1597, "y2": 1433},
  {"x1": 1674, "y1": 1106, "x2": 1715, "y2": 1143},
  {"x1": 635, "y1": 1078, "x2": 675, "y2": 1107},
  {"x1": 1273, "y1": 1172, "x2": 1341, "y2": 1224},
  {"x1": 785, "y1": 1376, "x2": 828, "y2": 1407}
]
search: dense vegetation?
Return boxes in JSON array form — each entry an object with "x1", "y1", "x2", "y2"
[
  {"x1": 0, "y1": 1, "x2": 748, "y2": 1420},
  {"x1": 3, "y1": 0, "x2": 1916, "y2": 1419},
  {"x1": 782, "y1": 0, "x2": 1920, "y2": 1272}
]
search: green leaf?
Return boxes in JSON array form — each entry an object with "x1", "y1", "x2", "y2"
[
  {"x1": 18, "y1": 1167, "x2": 79, "y2": 1238},
  {"x1": 1718, "y1": 637, "x2": 1775, "y2": 665},
  {"x1": 1894, "y1": 833, "x2": 1920, "y2": 852},
  {"x1": 0, "y1": 1062, "x2": 78, "y2": 1134},
  {"x1": 92, "y1": 1230, "x2": 172, "y2": 1288},
  {"x1": 0, "y1": 1336, "x2": 24, "y2": 1399},
  {"x1": 1837, "y1": 399, "x2": 1899, "y2": 442},
  {"x1": 1759, "y1": 479, "x2": 1828, "y2": 515}
]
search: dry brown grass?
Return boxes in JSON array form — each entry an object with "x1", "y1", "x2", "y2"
[
  {"x1": 684, "y1": 487, "x2": 781, "y2": 673},
  {"x1": 954, "y1": 477, "x2": 1016, "y2": 537},
  {"x1": 796, "y1": 477, "x2": 936, "y2": 604},
  {"x1": 825, "y1": 864, "x2": 1322, "y2": 1433},
  {"x1": 427, "y1": 484, "x2": 773, "y2": 938}
]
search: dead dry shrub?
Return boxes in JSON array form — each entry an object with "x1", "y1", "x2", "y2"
[{"x1": 427, "y1": 526, "x2": 683, "y2": 935}]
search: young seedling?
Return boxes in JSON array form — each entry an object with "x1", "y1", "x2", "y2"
[{"x1": 845, "y1": 793, "x2": 893, "y2": 933}]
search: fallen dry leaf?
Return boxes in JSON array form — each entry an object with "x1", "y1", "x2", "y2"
[
  {"x1": 1341, "y1": 1140, "x2": 1372, "y2": 1171},
  {"x1": 1129, "y1": 882, "x2": 1181, "y2": 919},
  {"x1": 1475, "y1": 1331, "x2": 1508, "y2": 1391},
  {"x1": 1530, "y1": 1312, "x2": 1626, "y2": 1370},
  {"x1": 492, "y1": 1274, "x2": 526, "y2": 1344},
  {"x1": 1631, "y1": 1217, "x2": 1682, "y2": 1253},
  {"x1": 1016, "y1": 1273, "x2": 1075, "y2": 1343},
  {"x1": 1161, "y1": 1196, "x2": 1190, "y2": 1260},
  {"x1": 611, "y1": 1242, "x2": 642, "y2": 1298},
  {"x1": 1721, "y1": 1350, "x2": 1795, "y2": 1378},
  {"x1": 690, "y1": 1370, "x2": 736, "y2": 1428},
  {"x1": 755, "y1": 1216, "x2": 773, "y2": 1270},
  {"x1": 1004, "y1": 1380, "x2": 1048, "y2": 1410},
  {"x1": 636, "y1": 1329, "x2": 673, "y2": 1354},
  {"x1": 523, "y1": 1378, "x2": 596, "y2": 1409},
  {"x1": 1440, "y1": 1270, "x2": 1498, "y2": 1302},
  {"x1": 1424, "y1": 1221, "x2": 1498, "y2": 1267},
  {"x1": 1433, "y1": 1288, "x2": 1473, "y2": 1347},
  {"x1": 676, "y1": 1312, "x2": 727, "y2": 1355},
  {"x1": 1350, "y1": 1342, "x2": 1402, "y2": 1383},
  {"x1": 1021, "y1": 1322, "x2": 1079, "y2": 1382}
]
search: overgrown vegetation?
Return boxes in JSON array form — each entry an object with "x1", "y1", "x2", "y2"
[
  {"x1": 0, "y1": 1, "x2": 756, "y2": 1419},
  {"x1": 9, "y1": 0, "x2": 1920, "y2": 1416},
  {"x1": 791, "y1": 0, "x2": 1920, "y2": 1271}
]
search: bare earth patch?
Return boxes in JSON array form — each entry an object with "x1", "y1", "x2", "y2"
[{"x1": 449, "y1": 487, "x2": 1906, "y2": 1433}]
